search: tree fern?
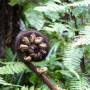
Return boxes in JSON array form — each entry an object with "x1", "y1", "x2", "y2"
[
  {"x1": 0, "y1": 62, "x2": 29, "y2": 74},
  {"x1": 1, "y1": 0, "x2": 90, "y2": 90}
]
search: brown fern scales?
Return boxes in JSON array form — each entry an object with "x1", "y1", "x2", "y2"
[{"x1": 15, "y1": 30, "x2": 49, "y2": 61}]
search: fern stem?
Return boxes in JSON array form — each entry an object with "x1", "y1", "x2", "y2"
[{"x1": 22, "y1": 60, "x2": 58, "y2": 90}]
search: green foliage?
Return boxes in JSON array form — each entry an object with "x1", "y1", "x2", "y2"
[
  {"x1": 16, "y1": 86, "x2": 34, "y2": 90},
  {"x1": 9, "y1": 0, "x2": 25, "y2": 6},
  {"x1": 16, "y1": 85, "x2": 49, "y2": 90},
  {"x1": 46, "y1": 42, "x2": 60, "y2": 60},
  {"x1": 66, "y1": 75, "x2": 90, "y2": 90},
  {"x1": 63, "y1": 47, "x2": 84, "y2": 71},
  {"x1": 0, "y1": 77, "x2": 13, "y2": 86},
  {"x1": 0, "y1": 62, "x2": 29, "y2": 74},
  {"x1": 2, "y1": 0, "x2": 90, "y2": 90},
  {"x1": 24, "y1": 11, "x2": 45, "y2": 30},
  {"x1": 5, "y1": 48, "x2": 16, "y2": 61},
  {"x1": 0, "y1": 77, "x2": 21, "y2": 87},
  {"x1": 63, "y1": 47, "x2": 84, "y2": 78}
]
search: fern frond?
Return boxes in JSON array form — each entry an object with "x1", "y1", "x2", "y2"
[
  {"x1": 34, "y1": 0, "x2": 90, "y2": 12},
  {"x1": 0, "y1": 77, "x2": 21, "y2": 87},
  {"x1": 72, "y1": 35, "x2": 90, "y2": 47},
  {"x1": 43, "y1": 23, "x2": 68, "y2": 33},
  {"x1": 67, "y1": 75, "x2": 90, "y2": 90},
  {"x1": 46, "y1": 42, "x2": 60, "y2": 60},
  {"x1": 80, "y1": 26, "x2": 90, "y2": 35},
  {"x1": 0, "y1": 62, "x2": 29, "y2": 74},
  {"x1": 63, "y1": 47, "x2": 84, "y2": 72},
  {"x1": 43, "y1": 23, "x2": 74, "y2": 38},
  {"x1": 0, "y1": 77, "x2": 12, "y2": 86},
  {"x1": 72, "y1": 26, "x2": 90, "y2": 47}
]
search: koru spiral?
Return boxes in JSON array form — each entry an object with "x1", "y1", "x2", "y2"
[{"x1": 15, "y1": 30, "x2": 49, "y2": 61}]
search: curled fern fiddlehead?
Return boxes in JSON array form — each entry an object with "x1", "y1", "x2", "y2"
[
  {"x1": 15, "y1": 30, "x2": 61, "y2": 90},
  {"x1": 15, "y1": 30, "x2": 49, "y2": 61}
]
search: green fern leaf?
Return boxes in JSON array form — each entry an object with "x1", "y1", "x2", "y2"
[
  {"x1": 72, "y1": 26, "x2": 90, "y2": 47},
  {"x1": 0, "y1": 77, "x2": 12, "y2": 86},
  {"x1": 24, "y1": 11, "x2": 45, "y2": 30},
  {"x1": 67, "y1": 75, "x2": 90, "y2": 90},
  {"x1": 63, "y1": 47, "x2": 84, "y2": 72},
  {"x1": 72, "y1": 35, "x2": 90, "y2": 47},
  {"x1": 0, "y1": 62, "x2": 29, "y2": 74},
  {"x1": 0, "y1": 77, "x2": 21, "y2": 87}
]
